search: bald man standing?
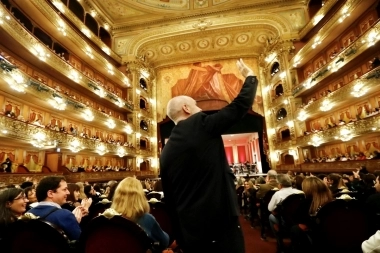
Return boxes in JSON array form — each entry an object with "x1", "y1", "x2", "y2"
[{"x1": 160, "y1": 59, "x2": 258, "y2": 253}]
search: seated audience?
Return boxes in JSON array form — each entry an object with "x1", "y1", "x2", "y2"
[
  {"x1": 362, "y1": 230, "x2": 380, "y2": 253},
  {"x1": 327, "y1": 173, "x2": 346, "y2": 194},
  {"x1": 0, "y1": 188, "x2": 28, "y2": 241},
  {"x1": 110, "y1": 177, "x2": 169, "y2": 249},
  {"x1": 268, "y1": 174, "x2": 303, "y2": 252},
  {"x1": 24, "y1": 186, "x2": 38, "y2": 210},
  {"x1": 62, "y1": 183, "x2": 91, "y2": 212},
  {"x1": 290, "y1": 177, "x2": 333, "y2": 253},
  {"x1": 27, "y1": 176, "x2": 84, "y2": 241},
  {"x1": 256, "y1": 169, "x2": 278, "y2": 199}
]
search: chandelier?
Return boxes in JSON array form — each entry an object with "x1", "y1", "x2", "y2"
[
  {"x1": 68, "y1": 138, "x2": 82, "y2": 153},
  {"x1": 308, "y1": 135, "x2": 323, "y2": 147},
  {"x1": 320, "y1": 99, "x2": 332, "y2": 111},
  {"x1": 96, "y1": 144, "x2": 108, "y2": 156},
  {"x1": 50, "y1": 94, "x2": 66, "y2": 110},
  {"x1": 106, "y1": 118, "x2": 116, "y2": 129},
  {"x1": 335, "y1": 128, "x2": 353, "y2": 142},
  {"x1": 125, "y1": 124, "x2": 133, "y2": 134},
  {"x1": 117, "y1": 147, "x2": 126, "y2": 157},
  {"x1": 30, "y1": 131, "x2": 56, "y2": 149}
]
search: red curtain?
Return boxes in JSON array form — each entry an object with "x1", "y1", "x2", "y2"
[
  {"x1": 237, "y1": 146, "x2": 246, "y2": 163},
  {"x1": 224, "y1": 146, "x2": 233, "y2": 164}
]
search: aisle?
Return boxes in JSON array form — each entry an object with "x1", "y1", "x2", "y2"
[{"x1": 239, "y1": 216, "x2": 277, "y2": 253}]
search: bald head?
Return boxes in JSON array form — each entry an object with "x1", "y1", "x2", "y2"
[{"x1": 166, "y1": 96, "x2": 201, "y2": 124}]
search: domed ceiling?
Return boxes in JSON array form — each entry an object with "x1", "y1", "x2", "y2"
[{"x1": 89, "y1": 0, "x2": 309, "y2": 67}]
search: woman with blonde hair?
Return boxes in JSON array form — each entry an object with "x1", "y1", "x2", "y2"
[{"x1": 111, "y1": 177, "x2": 169, "y2": 248}]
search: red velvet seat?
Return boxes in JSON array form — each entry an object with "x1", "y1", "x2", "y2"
[
  {"x1": 79, "y1": 215, "x2": 152, "y2": 253},
  {"x1": 5, "y1": 219, "x2": 73, "y2": 253},
  {"x1": 277, "y1": 193, "x2": 306, "y2": 228},
  {"x1": 313, "y1": 199, "x2": 370, "y2": 253},
  {"x1": 259, "y1": 189, "x2": 278, "y2": 239}
]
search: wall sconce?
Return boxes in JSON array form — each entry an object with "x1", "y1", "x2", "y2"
[
  {"x1": 52, "y1": 0, "x2": 65, "y2": 13},
  {"x1": 95, "y1": 87, "x2": 106, "y2": 98},
  {"x1": 96, "y1": 144, "x2": 108, "y2": 156},
  {"x1": 105, "y1": 118, "x2": 116, "y2": 129},
  {"x1": 136, "y1": 89, "x2": 141, "y2": 95},
  {"x1": 297, "y1": 110, "x2": 308, "y2": 121},
  {"x1": 312, "y1": 36, "x2": 321, "y2": 49},
  {"x1": 280, "y1": 72, "x2": 286, "y2": 79},
  {"x1": 69, "y1": 69, "x2": 82, "y2": 83},
  {"x1": 85, "y1": 47, "x2": 94, "y2": 59},
  {"x1": 366, "y1": 29, "x2": 380, "y2": 47},
  {"x1": 125, "y1": 125, "x2": 133, "y2": 134},
  {"x1": 320, "y1": 99, "x2": 332, "y2": 111},
  {"x1": 117, "y1": 147, "x2": 126, "y2": 157},
  {"x1": 286, "y1": 120, "x2": 294, "y2": 127},
  {"x1": 81, "y1": 28, "x2": 91, "y2": 38},
  {"x1": 339, "y1": 7, "x2": 350, "y2": 23},
  {"x1": 31, "y1": 44, "x2": 50, "y2": 61},
  {"x1": 136, "y1": 132, "x2": 141, "y2": 139},
  {"x1": 57, "y1": 20, "x2": 67, "y2": 36},
  {"x1": 68, "y1": 138, "x2": 82, "y2": 153},
  {"x1": 107, "y1": 64, "x2": 114, "y2": 75},
  {"x1": 50, "y1": 93, "x2": 66, "y2": 111},
  {"x1": 351, "y1": 82, "x2": 368, "y2": 97},
  {"x1": 5, "y1": 71, "x2": 27, "y2": 93},
  {"x1": 313, "y1": 14, "x2": 324, "y2": 25},
  {"x1": 124, "y1": 78, "x2": 130, "y2": 87},
  {"x1": 308, "y1": 135, "x2": 323, "y2": 147},
  {"x1": 102, "y1": 47, "x2": 110, "y2": 55},
  {"x1": 289, "y1": 149, "x2": 298, "y2": 160},
  {"x1": 82, "y1": 108, "x2": 94, "y2": 121},
  {"x1": 335, "y1": 128, "x2": 353, "y2": 142}
]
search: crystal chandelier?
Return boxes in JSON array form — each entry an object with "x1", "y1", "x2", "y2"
[{"x1": 308, "y1": 135, "x2": 323, "y2": 147}]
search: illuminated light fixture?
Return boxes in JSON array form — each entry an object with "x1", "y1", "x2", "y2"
[
  {"x1": 297, "y1": 110, "x2": 308, "y2": 121},
  {"x1": 104, "y1": 23, "x2": 110, "y2": 30},
  {"x1": 31, "y1": 44, "x2": 50, "y2": 61},
  {"x1": 265, "y1": 52, "x2": 277, "y2": 63},
  {"x1": 0, "y1": 10, "x2": 10, "y2": 24},
  {"x1": 106, "y1": 118, "x2": 116, "y2": 129},
  {"x1": 95, "y1": 87, "x2": 106, "y2": 98},
  {"x1": 124, "y1": 78, "x2": 130, "y2": 87},
  {"x1": 151, "y1": 120, "x2": 156, "y2": 125},
  {"x1": 31, "y1": 131, "x2": 47, "y2": 148},
  {"x1": 52, "y1": 0, "x2": 65, "y2": 13},
  {"x1": 308, "y1": 135, "x2": 323, "y2": 147},
  {"x1": 372, "y1": 127, "x2": 377, "y2": 131},
  {"x1": 320, "y1": 99, "x2": 333, "y2": 111},
  {"x1": 107, "y1": 64, "x2": 114, "y2": 75},
  {"x1": 289, "y1": 149, "x2": 298, "y2": 159},
  {"x1": 117, "y1": 147, "x2": 126, "y2": 157},
  {"x1": 312, "y1": 36, "x2": 321, "y2": 49},
  {"x1": 313, "y1": 14, "x2": 324, "y2": 25},
  {"x1": 69, "y1": 69, "x2": 82, "y2": 83},
  {"x1": 149, "y1": 98, "x2": 155, "y2": 104},
  {"x1": 69, "y1": 138, "x2": 82, "y2": 153},
  {"x1": 283, "y1": 99, "x2": 289, "y2": 105},
  {"x1": 279, "y1": 72, "x2": 286, "y2": 79},
  {"x1": 90, "y1": 10, "x2": 97, "y2": 17},
  {"x1": 141, "y1": 69, "x2": 150, "y2": 78},
  {"x1": 137, "y1": 113, "x2": 141, "y2": 118},
  {"x1": 150, "y1": 137, "x2": 156, "y2": 143},
  {"x1": 115, "y1": 99, "x2": 123, "y2": 107},
  {"x1": 366, "y1": 29, "x2": 380, "y2": 47},
  {"x1": 136, "y1": 89, "x2": 141, "y2": 95},
  {"x1": 102, "y1": 47, "x2": 111, "y2": 55},
  {"x1": 82, "y1": 108, "x2": 94, "y2": 121},
  {"x1": 263, "y1": 85, "x2": 271, "y2": 93},
  {"x1": 125, "y1": 125, "x2": 133, "y2": 134},
  {"x1": 335, "y1": 128, "x2": 353, "y2": 142},
  {"x1": 96, "y1": 144, "x2": 108, "y2": 156},
  {"x1": 1, "y1": 129, "x2": 7, "y2": 134},
  {"x1": 57, "y1": 20, "x2": 67, "y2": 36},
  {"x1": 136, "y1": 132, "x2": 141, "y2": 138},
  {"x1": 268, "y1": 128, "x2": 276, "y2": 135},
  {"x1": 286, "y1": 121, "x2": 294, "y2": 127},
  {"x1": 293, "y1": 55, "x2": 301, "y2": 67},
  {"x1": 339, "y1": 7, "x2": 350, "y2": 23},
  {"x1": 50, "y1": 93, "x2": 66, "y2": 111},
  {"x1": 351, "y1": 82, "x2": 368, "y2": 97},
  {"x1": 85, "y1": 47, "x2": 94, "y2": 59},
  {"x1": 304, "y1": 78, "x2": 313, "y2": 89},
  {"x1": 81, "y1": 28, "x2": 91, "y2": 38},
  {"x1": 5, "y1": 72, "x2": 27, "y2": 93}
]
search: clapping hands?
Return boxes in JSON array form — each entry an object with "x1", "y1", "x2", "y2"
[{"x1": 236, "y1": 58, "x2": 254, "y2": 78}]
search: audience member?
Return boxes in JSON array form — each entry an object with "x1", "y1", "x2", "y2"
[
  {"x1": 24, "y1": 186, "x2": 38, "y2": 210},
  {"x1": 110, "y1": 177, "x2": 169, "y2": 249},
  {"x1": 27, "y1": 176, "x2": 84, "y2": 241},
  {"x1": 256, "y1": 170, "x2": 278, "y2": 199},
  {"x1": 0, "y1": 188, "x2": 28, "y2": 240}
]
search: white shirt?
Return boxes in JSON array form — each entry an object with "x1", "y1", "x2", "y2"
[
  {"x1": 268, "y1": 187, "x2": 303, "y2": 212},
  {"x1": 363, "y1": 230, "x2": 380, "y2": 253}
]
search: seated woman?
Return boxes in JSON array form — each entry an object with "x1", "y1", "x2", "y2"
[
  {"x1": 290, "y1": 177, "x2": 333, "y2": 253},
  {"x1": 110, "y1": 177, "x2": 169, "y2": 249},
  {"x1": 0, "y1": 188, "x2": 29, "y2": 243},
  {"x1": 62, "y1": 183, "x2": 82, "y2": 211}
]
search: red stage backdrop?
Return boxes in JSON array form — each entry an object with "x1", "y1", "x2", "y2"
[
  {"x1": 224, "y1": 146, "x2": 233, "y2": 164},
  {"x1": 238, "y1": 146, "x2": 246, "y2": 163}
]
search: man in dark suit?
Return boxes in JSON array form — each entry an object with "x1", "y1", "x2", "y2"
[{"x1": 160, "y1": 59, "x2": 258, "y2": 253}]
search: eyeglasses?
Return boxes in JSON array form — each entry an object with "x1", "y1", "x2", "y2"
[{"x1": 14, "y1": 195, "x2": 28, "y2": 201}]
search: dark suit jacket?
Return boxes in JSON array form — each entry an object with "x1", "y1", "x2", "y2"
[
  {"x1": 160, "y1": 76, "x2": 258, "y2": 246},
  {"x1": 256, "y1": 180, "x2": 279, "y2": 199}
]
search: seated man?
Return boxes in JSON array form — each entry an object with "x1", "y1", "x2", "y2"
[
  {"x1": 268, "y1": 174, "x2": 303, "y2": 253},
  {"x1": 27, "y1": 176, "x2": 83, "y2": 241},
  {"x1": 256, "y1": 170, "x2": 278, "y2": 199}
]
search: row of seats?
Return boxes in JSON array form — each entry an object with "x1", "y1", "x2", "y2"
[{"x1": 4, "y1": 201, "x2": 173, "y2": 253}]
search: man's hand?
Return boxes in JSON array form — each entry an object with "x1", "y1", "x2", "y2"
[{"x1": 236, "y1": 58, "x2": 254, "y2": 78}]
